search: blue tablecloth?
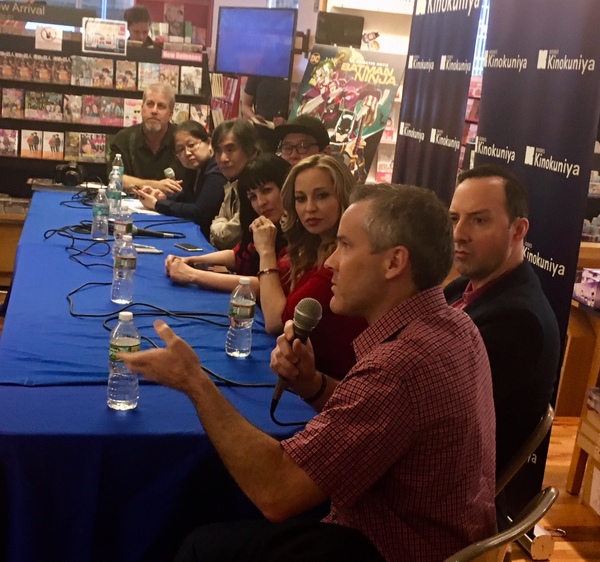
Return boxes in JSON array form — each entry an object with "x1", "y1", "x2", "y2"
[{"x1": 0, "y1": 191, "x2": 311, "y2": 562}]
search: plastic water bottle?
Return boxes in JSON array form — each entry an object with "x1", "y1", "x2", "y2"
[
  {"x1": 111, "y1": 235, "x2": 137, "y2": 304},
  {"x1": 112, "y1": 153, "x2": 125, "y2": 178},
  {"x1": 107, "y1": 165, "x2": 123, "y2": 219},
  {"x1": 108, "y1": 311, "x2": 140, "y2": 410},
  {"x1": 91, "y1": 187, "x2": 109, "y2": 240},
  {"x1": 225, "y1": 277, "x2": 256, "y2": 357},
  {"x1": 113, "y1": 204, "x2": 133, "y2": 257}
]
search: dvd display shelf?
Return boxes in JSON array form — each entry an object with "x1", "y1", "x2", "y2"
[{"x1": 0, "y1": 29, "x2": 210, "y2": 196}]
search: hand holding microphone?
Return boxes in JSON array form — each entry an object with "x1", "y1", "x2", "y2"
[
  {"x1": 157, "y1": 167, "x2": 183, "y2": 195},
  {"x1": 270, "y1": 298, "x2": 322, "y2": 414}
]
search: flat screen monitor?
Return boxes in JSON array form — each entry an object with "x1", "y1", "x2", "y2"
[
  {"x1": 315, "y1": 11, "x2": 364, "y2": 49},
  {"x1": 215, "y1": 7, "x2": 297, "y2": 80}
]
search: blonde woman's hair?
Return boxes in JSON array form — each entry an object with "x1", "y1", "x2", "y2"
[{"x1": 280, "y1": 154, "x2": 355, "y2": 289}]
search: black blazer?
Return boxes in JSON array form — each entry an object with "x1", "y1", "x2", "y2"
[{"x1": 444, "y1": 261, "x2": 560, "y2": 474}]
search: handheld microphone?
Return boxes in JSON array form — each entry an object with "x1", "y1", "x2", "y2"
[
  {"x1": 131, "y1": 225, "x2": 177, "y2": 238},
  {"x1": 271, "y1": 298, "x2": 322, "y2": 415},
  {"x1": 164, "y1": 167, "x2": 176, "y2": 180}
]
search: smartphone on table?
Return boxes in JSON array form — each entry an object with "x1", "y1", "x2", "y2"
[{"x1": 174, "y1": 243, "x2": 203, "y2": 252}]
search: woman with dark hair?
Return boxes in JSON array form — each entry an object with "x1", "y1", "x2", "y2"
[
  {"x1": 134, "y1": 120, "x2": 228, "y2": 240},
  {"x1": 164, "y1": 153, "x2": 289, "y2": 294},
  {"x1": 209, "y1": 119, "x2": 261, "y2": 250}
]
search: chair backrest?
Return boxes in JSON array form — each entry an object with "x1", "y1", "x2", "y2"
[
  {"x1": 495, "y1": 403, "x2": 555, "y2": 496},
  {"x1": 443, "y1": 486, "x2": 558, "y2": 562}
]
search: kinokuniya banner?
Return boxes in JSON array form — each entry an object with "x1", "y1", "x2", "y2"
[
  {"x1": 392, "y1": 0, "x2": 482, "y2": 204},
  {"x1": 474, "y1": 0, "x2": 600, "y2": 516},
  {"x1": 290, "y1": 45, "x2": 406, "y2": 184}
]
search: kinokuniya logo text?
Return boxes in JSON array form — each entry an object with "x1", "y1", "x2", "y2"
[
  {"x1": 524, "y1": 242, "x2": 565, "y2": 278},
  {"x1": 474, "y1": 136, "x2": 516, "y2": 163},
  {"x1": 430, "y1": 128, "x2": 460, "y2": 151},
  {"x1": 415, "y1": 0, "x2": 480, "y2": 17},
  {"x1": 407, "y1": 55, "x2": 434, "y2": 72},
  {"x1": 399, "y1": 122, "x2": 425, "y2": 142},
  {"x1": 537, "y1": 49, "x2": 596, "y2": 75},
  {"x1": 524, "y1": 145, "x2": 580, "y2": 178},
  {"x1": 440, "y1": 55, "x2": 472, "y2": 73},
  {"x1": 484, "y1": 50, "x2": 528, "y2": 72}
]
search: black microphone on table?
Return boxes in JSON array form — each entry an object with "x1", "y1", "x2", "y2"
[
  {"x1": 131, "y1": 225, "x2": 177, "y2": 238},
  {"x1": 105, "y1": 221, "x2": 178, "y2": 238},
  {"x1": 270, "y1": 298, "x2": 323, "y2": 415}
]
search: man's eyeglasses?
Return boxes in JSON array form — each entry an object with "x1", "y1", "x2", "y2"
[{"x1": 279, "y1": 141, "x2": 319, "y2": 156}]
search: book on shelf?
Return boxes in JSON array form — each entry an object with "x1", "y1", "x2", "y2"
[
  {"x1": 115, "y1": 60, "x2": 137, "y2": 90},
  {"x1": 123, "y1": 98, "x2": 142, "y2": 127},
  {"x1": 52, "y1": 56, "x2": 71, "y2": 85},
  {"x1": 180, "y1": 65, "x2": 202, "y2": 95},
  {"x1": 81, "y1": 94, "x2": 102, "y2": 125},
  {"x1": 100, "y1": 96, "x2": 124, "y2": 127},
  {"x1": 382, "y1": 114, "x2": 396, "y2": 142},
  {"x1": 42, "y1": 131, "x2": 64, "y2": 160},
  {"x1": 159, "y1": 63, "x2": 180, "y2": 92},
  {"x1": 32, "y1": 54, "x2": 53, "y2": 83},
  {"x1": 376, "y1": 152, "x2": 394, "y2": 183},
  {"x1": 20, "y1": 129, "x2": 42, "y2": 158},
  {"x1": 79, "y1": 132, "x2": 106, "y2": 162},
  {"x1": 211, "y1": 106, "x2": 224, "y2": 128},
  {"x1": 71, "y1": 56, "x2": 95, "y2": 87},
  {"x1": 91, "y1": 58, "x2": 114, "y2": 89},
  {"x1": 190, "y1": 103, "x2": 210, "y2": 129},
  {"x1": 64, "y1": 132, "x2": 80, "y2": 160},
  {"x1": 24, "y1": 91, "x2": 63, "y2": 121},
  {"x1": 138, "y1": 62, "x2": 160, "y2": 90},
  {"x1": 1, "y1": 88, "x2": 24, "y2": 118},
  {"x1": 17, "y1": 53, "x2": 35, "y2": 81},
  {"x1": 0, "y1": 128, "x2": 18, "y2": 156},
  {"x1": 0, "y1": 51, "x2": 17, "y2": 80},
  {"x1": 210, "y1": 73, "x2": 224, "y2": 99},
  {"x1": 172, "y1": 102, "x2": 189, "y2": 124},
  {"x1": 63, "y1": 94, "x2": 82, "y2": 123}
]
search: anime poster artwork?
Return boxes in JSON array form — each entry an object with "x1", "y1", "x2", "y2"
[{"x1": 290, "y1": 44, "x2": 405, "y2": 183}]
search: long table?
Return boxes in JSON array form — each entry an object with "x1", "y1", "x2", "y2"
[{"x1": 0, "y1": 191, "x2": 312, "y2": 562}]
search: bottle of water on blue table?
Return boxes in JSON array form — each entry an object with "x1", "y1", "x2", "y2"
[
  {"x1": 225, "y1": 277, "x2": 256, "y2": 358},
  {"x1": 108, "y1": 311, "x2": 140, "y2": 410}
]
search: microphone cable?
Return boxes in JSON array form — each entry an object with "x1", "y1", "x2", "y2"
[{"x1": 66, "y1": 282, "x2": 282, "y2": 392}]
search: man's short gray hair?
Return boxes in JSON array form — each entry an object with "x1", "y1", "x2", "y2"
[
  {"x1": 351, "y1": 183, "x2": 453, "y2": 290},
  {"x1": 143, "y1": 83, "x2": 176, "y2": 111}
]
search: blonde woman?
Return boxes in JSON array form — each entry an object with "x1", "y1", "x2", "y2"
[{"x1": 251, "y1": 154, "x2": 367, "y2": 379}]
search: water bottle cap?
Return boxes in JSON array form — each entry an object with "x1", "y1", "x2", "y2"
[
  {"x1": 239, "y1": 277, "x2": 250, "y2": 285},
  {"x1": 123, "y1": 234, "x2": 133, "y2": 242},
  {"x1": 98, "y1": 187, "x2": 106, "y2": 193},
  {"x1": 119, "y1": 311, "x2": 133, "y2": 322}
]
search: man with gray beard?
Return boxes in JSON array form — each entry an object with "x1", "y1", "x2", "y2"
[{"x1": 108, "y1": 83, "x2": 185, "y2": 194}]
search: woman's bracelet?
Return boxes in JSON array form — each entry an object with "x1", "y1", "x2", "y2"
[
  {"x1": 257, "y1": 268, "x2": 279, "y2": 278},
  {"x1": 302, "y1": 372, "x2": 328, "y2": 404}
]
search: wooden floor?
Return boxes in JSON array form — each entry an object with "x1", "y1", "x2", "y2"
[{"x1": 511, "y1": 417, "x2": 600, "y2": 561}]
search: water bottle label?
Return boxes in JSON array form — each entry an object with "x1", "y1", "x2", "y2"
[
  {"x1": 107, "y1": 189, "x2": 122, "y2": 201},
  {"x1": 115, "y1": 256, "x2": 136, "y2": 270},
  {"x1": 229, "y1": 301, "x2": 255, "y2": 319},
  {"x1": 114, "y1": 222, "x2": 132, "y2": 235},
  {"x1": 109, "y1": 341, "x2": 141, "y2": 361},
  {"x1": 93, "y1": 206, "x2": 109, "y2": 217}
]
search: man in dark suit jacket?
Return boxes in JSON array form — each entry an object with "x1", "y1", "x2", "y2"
[{"x1": 444, "y1": 164, "x2": 560, "y2": 485}]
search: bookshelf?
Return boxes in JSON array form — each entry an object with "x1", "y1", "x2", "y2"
[{"x1": 0, "y1": 28, "x2": 210, "y2": 197}]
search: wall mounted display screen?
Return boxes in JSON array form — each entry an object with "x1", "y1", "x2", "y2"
[
  {"x1": 215, "y1": 7, "x2": 297, "y2": 79},
  {"x1": 315, "y1": 11, "x2": 364, "y2": 49}
]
